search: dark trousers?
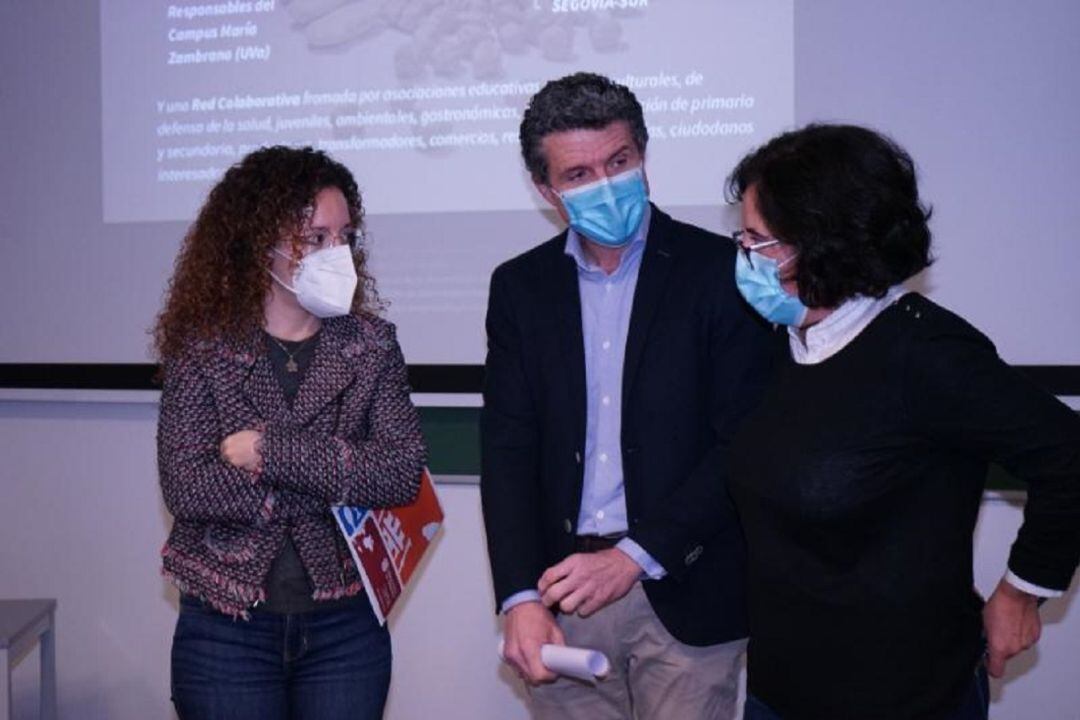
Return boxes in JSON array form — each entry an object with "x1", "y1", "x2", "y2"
[
  {"x1": 171, "y1": 594, "x2": 391, "y2": 720},
  {"x1": 744, "y1": 662, "x2": 990, "y2": 720}
]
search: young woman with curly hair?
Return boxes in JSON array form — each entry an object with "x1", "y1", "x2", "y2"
[{"x1": 154, "y1": 145, "x2": 426, "y2": 719}]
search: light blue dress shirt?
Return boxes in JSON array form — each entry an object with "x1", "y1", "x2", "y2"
[{"x1": 502, "y1": 208, "x2": 667, "y2": 614}]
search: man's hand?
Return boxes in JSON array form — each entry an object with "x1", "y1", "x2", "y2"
[
  {"x1": 983, "y1": 577, "x2": 1042, "y2": 678},
  {"x1": 539, "y1": 548, "x2": 640, "y2": 617},
  {"x1": 503, "y1": 601, "x2": 564, "y2": 685},
  {"x1": 220, "y1": 430, "x2": 263, "y2": 473}
]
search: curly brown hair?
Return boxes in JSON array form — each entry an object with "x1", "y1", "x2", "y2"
[{"x1": 153, "y1": 145, "x2": 380, "y2": 362}]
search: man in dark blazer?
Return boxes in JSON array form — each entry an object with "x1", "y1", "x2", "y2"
[{"x1": 481, "y1": 73, "x2": 774, "y2": 718}]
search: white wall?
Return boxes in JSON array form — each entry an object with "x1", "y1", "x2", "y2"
[
  {"x1": 2, "y1": 2, "x2": 1078, "y2": 717},
  {"x1": 0, "y1": 397, "x2": 523, "y2": 719},
  {"x1": 3, "y1": 1, "x2": 1080, "y2": 367},
  {"x1": 0, "y1": 397, "x2": 1077, "y2": 719}
]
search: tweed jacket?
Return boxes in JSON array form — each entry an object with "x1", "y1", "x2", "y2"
[{"x1": 159, "y1": 314, "x2": 426, "y2": 617}]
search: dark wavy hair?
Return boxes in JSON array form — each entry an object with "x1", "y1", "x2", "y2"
[
  {"x1": 520, "y1": 72, "x2": 648, "y2": 183},
  {"x1": 727, "y1": 124, "x2": 932, "y2": 308},
  {"x1": 153, "y1": 145, "x2": 379, "y2": 362}
]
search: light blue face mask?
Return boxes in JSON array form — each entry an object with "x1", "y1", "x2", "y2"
[
  {"x1": 734, "y1": 249, "x2": 809, "y2": 326},
  {"x1": 558, "y1": 167, "x2": 648, "y2": 248}
]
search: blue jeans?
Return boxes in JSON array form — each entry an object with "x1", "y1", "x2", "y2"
[
  {"x1": 744, "y1": 662, "x2": 989, "y2": 720},
  {"x1": 171, "y1": 595, "x2": 391, "y2": 720}
]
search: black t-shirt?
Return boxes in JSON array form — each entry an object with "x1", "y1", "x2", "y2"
[{"x1": 262, "y1": 330, "x2": 361, "y2": 614}]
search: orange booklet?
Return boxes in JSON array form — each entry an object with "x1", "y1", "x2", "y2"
[{"x1": 332, "y1": 468, "x2": 444, "y2": 624}]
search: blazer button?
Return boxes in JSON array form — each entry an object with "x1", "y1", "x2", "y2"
[
  {"x1": 684, "y1": 545, "x2": 703, "y2": 566},
  {"x1": 574, "y1": 451, "x2": 582, "y2": 465},
  {"x1": 563, "y1": 518, "x2": 574, "y2": 534}
]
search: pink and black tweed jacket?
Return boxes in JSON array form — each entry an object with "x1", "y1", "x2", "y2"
[{"x1": 158, "y1": 314, "x2": 426, "y2": 617}]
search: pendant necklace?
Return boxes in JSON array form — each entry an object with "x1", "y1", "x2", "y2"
[{"x1": 268, "y1": 333, "x2": 316, "y2": 373}]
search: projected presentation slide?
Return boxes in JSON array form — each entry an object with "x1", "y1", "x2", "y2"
[{"x1": 102, "y1": 0, "x2": 794, "y2": 223}]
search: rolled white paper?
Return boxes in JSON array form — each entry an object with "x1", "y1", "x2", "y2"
[{"x1": 498, "y1": 638, "x2": 611, "y2": 682}]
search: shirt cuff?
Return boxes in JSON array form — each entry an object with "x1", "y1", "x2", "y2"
[
  {"x1": 616, "y1": 537, "x2": 667, "y2": 580},
  {"x1": 500, "y1": 589, "x2": 542, "y2": 615},
  {"x1": 1004, "y1": 570, "x2": 1065, "y2": 598}
]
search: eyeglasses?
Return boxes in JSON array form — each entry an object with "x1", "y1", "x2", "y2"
[
  {"x1": 299, "y1": 228, "x2": 362, "y2": 250},
  {"x1": 731, "y1": 229, "x2": 782, "y2": 268}
]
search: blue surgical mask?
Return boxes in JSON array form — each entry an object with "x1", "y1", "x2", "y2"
[
  {"x1": 734, "y1": 250, "x2": 809, "y2": 326},
  {"x1": 558, "y1": 167, "x2": 648, "y2": 248}
]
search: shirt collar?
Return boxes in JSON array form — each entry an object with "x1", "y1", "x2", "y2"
[
  {"x1": 564, "y1": 204, "x2": 652, "y2": 276},
  {"x1": 788, "y1": 285, "x2": 908, "y2": 364}
]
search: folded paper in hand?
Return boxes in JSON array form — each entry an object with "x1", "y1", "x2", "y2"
[{"x1": 498, "y1": 638, "x2": 611, "y2": 683}]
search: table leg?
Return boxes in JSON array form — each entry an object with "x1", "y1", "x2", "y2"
[
  {"x1": 40, "y1": 614, "x2": 57, "y2": 720},
  {"x1": 1, "y1": 647, "x2": 11, "y2": 720}
]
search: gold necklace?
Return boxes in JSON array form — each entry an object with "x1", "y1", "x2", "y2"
[{"x1": 267, "y1": 333, "x2": 317, "y2": 373}]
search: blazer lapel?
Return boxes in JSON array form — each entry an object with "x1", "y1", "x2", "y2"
[
  {"x1": 622, "y1": 207, "x2": 675, "y2": 406},
  {"x1": 550, "y1": 241, "x2": 588, "y2": 451},
  {"x1": 243, "y1": 350, "x2": 291, "y2": 423},
  {"x1": 207, "y1": 333, "x2": 287, "y2": 431},
  {"x1": 289, "y1": 320, "x2": 364, "y2": 427}
]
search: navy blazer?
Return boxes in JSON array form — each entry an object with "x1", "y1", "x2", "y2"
[{"x1": 480, "y1": 206, "x2": 774, "y2": 645}]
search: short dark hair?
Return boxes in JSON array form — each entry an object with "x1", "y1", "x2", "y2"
[
  {"x1": 520, "y1": 72, "x2": 648, "y2": 184},
  {"x1": 727, "y1": 124, "x2": 932, "y2": 308}
]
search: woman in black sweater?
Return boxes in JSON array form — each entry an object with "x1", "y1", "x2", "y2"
[{"x1": 724, "y1": 124, "x2": 1080, "y2": 719}]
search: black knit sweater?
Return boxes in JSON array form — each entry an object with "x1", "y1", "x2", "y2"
[{"x1": 728, "y1": 294, "x2": 1080, "y2": 720}]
